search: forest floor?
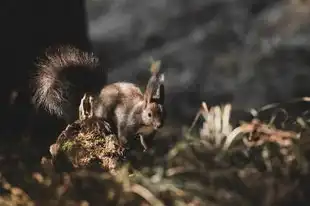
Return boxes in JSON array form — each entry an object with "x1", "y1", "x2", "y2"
[{"x1": 1, "y1": 100, "x2": 310, "y2": 206}]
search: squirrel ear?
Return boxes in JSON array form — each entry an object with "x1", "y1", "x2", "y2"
[
  {"x1": 144, "y1": 73, "x2": 157, "y2": 105},
  {"x1": 159, "y1": 73, "x2": 164, "y2": 83},
  {"x1": 151, "y1": 73, "x2": 165, "y2": 105},
  {"x1": 157, "y1": 83, "x2": 165, "y2": 105},
  {"x1": 143, "y1": 84, "x2": 153, "y2": 106},
  {"x1": 144, "y1": 61, "x2": 165, "y2": 105}
]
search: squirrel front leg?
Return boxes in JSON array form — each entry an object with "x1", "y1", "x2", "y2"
[
  {"x1": 137, "y1": 134, "x2": 148, "y2": 152},
  {"x1": 117, "y1": 120, "x2": 128, "y2": 147},
  {"x1": 114, "y1": 107, "x2": 128, "y2": 147}
]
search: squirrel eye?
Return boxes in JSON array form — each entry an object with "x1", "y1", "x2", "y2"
[{"x1": 148, "y1": 112, "x2": 152, "y2": 117}]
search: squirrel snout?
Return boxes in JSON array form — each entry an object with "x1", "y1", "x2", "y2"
[{"x1": 154, "y1": 121, "x2": 163, "y2": 129}]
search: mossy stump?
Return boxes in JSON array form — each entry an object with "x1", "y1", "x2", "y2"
[{"x1": 47, "y1": 116, "x2": 126, "y2": 173}]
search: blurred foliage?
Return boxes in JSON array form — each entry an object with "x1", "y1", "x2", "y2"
[{"x1": 2, "y1": 99, "x2": 310, "y2": 205}]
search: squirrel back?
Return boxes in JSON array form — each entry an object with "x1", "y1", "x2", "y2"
[
  {"x1": 32, "y1": 45, "x2": 106, "y2": 123},
  {"x1": 94, "y1": 82, "x2": 143, "y2": 123}
]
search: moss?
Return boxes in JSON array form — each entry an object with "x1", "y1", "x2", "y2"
[
  {"x1": 50, "y1": 117, "x2": 126, "y2": 172},
  {"x1": 2, "y1": 103, "x2": 310, "y2": 205},
  {"x1": 61, "y1": 140, "x2": 75, "y2": 152}
]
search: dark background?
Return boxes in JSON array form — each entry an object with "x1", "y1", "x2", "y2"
[
  {"x1": 2, "y1": 0, "x2": 310, "y2": 148},
  {"x1": 86, "y1": 0, "x2": 310, "y2": 123}
]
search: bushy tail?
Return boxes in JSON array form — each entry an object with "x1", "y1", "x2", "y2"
[{"x1": 32, "y1": 45, "x2": 106, "y2": 122}]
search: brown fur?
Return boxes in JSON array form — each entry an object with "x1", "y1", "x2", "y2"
[
  {"x1": 94, "y1": 74, "x2": 165, "y2": 149},
  {"x1": 32, "y1": 45, "x2": 105, "y2": 122},
  {"x1": 32, "y1": 45, "x2": 165, "y2": 149}
]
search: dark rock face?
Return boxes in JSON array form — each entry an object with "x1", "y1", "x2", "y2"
[{"x1": 86, "y1": 0, "x2": 310, "y2": 124}]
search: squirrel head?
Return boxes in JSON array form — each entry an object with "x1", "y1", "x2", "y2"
[
  {"x1": 140, "y1": 71, "x2": 166, "y2": 132},
  {"x1": 141, "y1": 102, "x2": 164, "y2": 130}
]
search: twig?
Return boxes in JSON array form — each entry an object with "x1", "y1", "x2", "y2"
[
  {"x1": 131, "y1": 184, "x2": 165, "y2": 206},
  {"x1": 166, "y1": 167, "x2": 189, "y2": 177}
]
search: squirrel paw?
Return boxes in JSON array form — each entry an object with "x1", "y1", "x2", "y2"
[
  {"x1": 118, "y1": 135, "x2": 128, "y2": 148},
  {"x1": 78, "y1": 93, "x2": 94, "y2": 121},
  {"x1": 138, "y1": 134, "x2": 148, "y2": 152}
]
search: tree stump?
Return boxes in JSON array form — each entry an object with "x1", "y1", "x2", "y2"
[{"x1": 46, "y1": 94, "x2": 126, "y2": 173}]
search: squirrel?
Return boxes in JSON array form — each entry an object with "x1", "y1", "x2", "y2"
[
  {"x1": 93, "y1": 72, "x2": 165, "y2": 151},
  {"x1": 32, "y1": 45, "x2": 165, "y2": 151},
  {"x1": 32, "y1": 45, "x2": 106, "y2": 123}
]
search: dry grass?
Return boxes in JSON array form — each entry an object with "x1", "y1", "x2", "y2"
[{"x1": 2, "y1": 98, "x2": 310, "y2": 205}]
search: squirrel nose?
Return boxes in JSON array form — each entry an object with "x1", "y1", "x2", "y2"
[{"x1": 154, "y1": 122, "x2": 162, "y2": 129}]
